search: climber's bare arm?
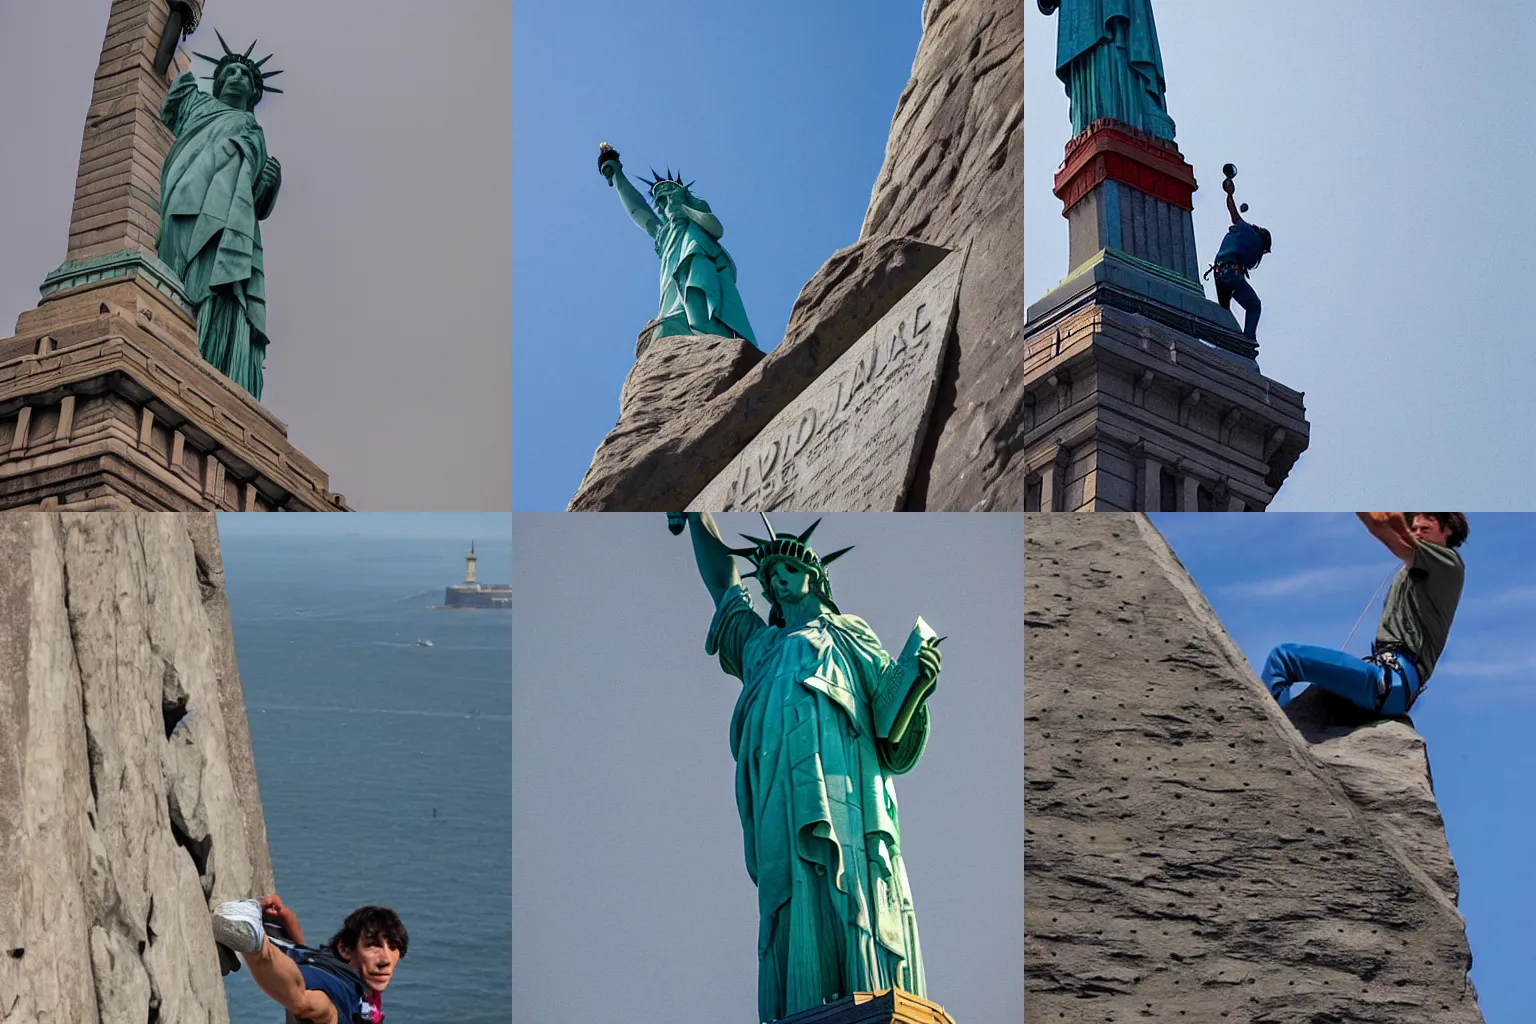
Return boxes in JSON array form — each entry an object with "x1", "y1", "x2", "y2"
[
  {"x1": 1358, "y1": 513, "x2": 1416, "y2": 563},
  {"x1": 239, "y1": 938, "x2": 336, "y2": 1024}
]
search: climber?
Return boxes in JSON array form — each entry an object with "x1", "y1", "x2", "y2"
[
  {"x1": 1208, "y1": 170, "x2": 1271, "y2": 341},
  {"x1": 1261, "y1": 513, "x2": 1467, "y2": 717},
  {"x1": 211, "y1": 893, "x2": 408, "y2": 1023}
]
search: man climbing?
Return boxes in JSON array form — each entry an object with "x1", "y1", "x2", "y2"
[
  {"x1": 1262, "y1": 513, "x2": 1468, "y2": 717},
  {"x1": 1211, "y1": 173, "x2": 1272, "y2": 341},
  {"x1": 211, "y1": 894, "x2": 407, "y2": 1023}
]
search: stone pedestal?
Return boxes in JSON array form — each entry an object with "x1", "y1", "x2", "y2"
[
  {"x1": 567, "y1": 330, "x2": 763, "y2": 510},
  {"x1": 0, "y1": 0, "x2": 348, "y2": 511},
  {"x1": 1024, "y1": 120, "x2": 1308, "y2": 510},
  {"x1": 774, "y1": 989, "x2": 955, "y2": 1024},
  {"x1": 0, "y1": 278, "x2": 347, "y2": 510}
]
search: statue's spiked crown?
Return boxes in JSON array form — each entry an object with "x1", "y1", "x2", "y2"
[
  {"x1": 195, "y1": 30, "x2": 284, "y2": 101},
  {"x1": 728, "y1": 515, "x2": 852, "y2": 621},
  {"x1": 639, "y1": 168, "x2": 696, "y2": 198}
]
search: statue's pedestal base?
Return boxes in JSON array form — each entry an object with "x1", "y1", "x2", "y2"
[
  {"x1": 1021, "y1": 266, "x2": 1308, "y2": 512},
  {"x1": 567, "y1": 330, "x2": 763, "y2": 510},
  {"x1": 774, "y1": 989, "x2": 956, "y2": 1024},
  {"x1": 0, "y1": 264, "x2": 348, "y2": 511}
]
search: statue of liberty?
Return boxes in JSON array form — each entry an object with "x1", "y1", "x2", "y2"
[
  {"x1": 1038, "y1": 0, "x2": 1176, "y2": 140},
  {"x1": 157, "y1": 33, "x2": 284, "y2": 400},
  {"x1": 598, "y1": 144, "x2": 757, "y2": 347},
  {"x1": 678, "y1": 512, "x2": 940, "y2": 1021}
]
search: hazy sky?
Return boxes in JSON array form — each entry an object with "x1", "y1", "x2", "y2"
[
  {"x1": 216, "y1": 511, "x2": 510, "y2": 542},
  {"x1": 512, "y1": 513, "x2": 1024, "y2": 1021},
  {"x1": 1028, "y1": 3, "x2": 1536, "y2": 509},
  {"x1": 512, "y1": 1, "x2": 924, "y2": 511},
  {"x1": 0, "y1": 0, "x2": 510, "y2": 511},
  {"x1": 1152, "y1": 512, "x2": 1535, "y2": 1024}
]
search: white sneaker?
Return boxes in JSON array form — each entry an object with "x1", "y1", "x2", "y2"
[{"x1": 211, "y1": 899, "x2": 266, "y2": 953}]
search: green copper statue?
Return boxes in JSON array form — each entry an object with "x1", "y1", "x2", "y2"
[
  {"x1": 680, "y1": 513, "x2": 940, "y2": 1021},
  {"x1": 157, "y1": 33, "x2": 285, "y2": 400},
  {"x1": 1038, "y1": 0, "x2": 1176, "y2": 140},
  {"x1": 599, "y1": 144, "x2": 757, "y2": 347}
]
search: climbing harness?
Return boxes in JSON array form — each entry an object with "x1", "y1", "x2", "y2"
[
  {"x1": 1203, "y1": 260, "x2": 1249, "y2": 283},
  {"x1": 1341, "y1": 567, "x2": 1427, "y2": 715},
  {"x1": 1364, "y1": 641, "x2": 1426, "y2": 716}
]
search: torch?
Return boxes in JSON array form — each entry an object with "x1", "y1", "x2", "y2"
[{"x1": 599, "y1": 143, "x2": 620, "y2": 187}]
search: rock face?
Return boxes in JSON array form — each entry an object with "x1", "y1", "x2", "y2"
[
  {"x1": 567, "y1": 333, "x2": 763, "y2": 511},
  {"x1": 0, "y1": 513, "x2": 272, "y2": 1024},
  {"x1": 1025, "y1": 514, "x2": 1482, "y2": 1022},
  {"x1": 858, "y1": 0, "x2": 1022, "y2": 510},
  {"x1": 571, "y1": 0, "x2": 1022, "y2": 510}
]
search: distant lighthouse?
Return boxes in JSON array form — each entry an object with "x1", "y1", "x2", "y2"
[{"x1": 440, "y1": 540, "x2": 510, "y2": 609}]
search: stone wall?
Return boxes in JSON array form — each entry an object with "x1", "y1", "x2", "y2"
[
  {"x1": 0, "y1": 512, "x2": 271, "y2": 1023},
  {"x1": 1025, "y1": 513, "x2": 1482, "y2": 1022}
]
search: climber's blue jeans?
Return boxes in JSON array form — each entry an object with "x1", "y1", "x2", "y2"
[{"x1": 1261, "y1": 643, "x2": 1421, "y2": 716}]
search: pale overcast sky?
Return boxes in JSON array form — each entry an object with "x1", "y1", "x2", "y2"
[{"x1": 1028, "y1": 2, "x2": 1536, "y2": 509}]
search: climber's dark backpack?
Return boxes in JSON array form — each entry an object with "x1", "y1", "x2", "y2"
[{"x1": 280, "y1": 942, "x2": 382, "y2": 1024}]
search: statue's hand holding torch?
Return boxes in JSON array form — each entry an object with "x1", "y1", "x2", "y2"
[{"x1": 599, "y1": 142, "x2": 621, "y2": 186}]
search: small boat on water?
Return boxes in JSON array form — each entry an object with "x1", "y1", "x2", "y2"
[{"x1": 416, "y1": 639, "x2": 434, "y2": 647}]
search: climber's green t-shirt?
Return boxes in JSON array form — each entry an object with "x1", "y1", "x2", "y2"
[{"x1": 1376, "y1": 540, "x2": 1464, "y2": 681}]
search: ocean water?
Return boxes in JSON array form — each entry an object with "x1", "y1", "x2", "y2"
[{"x1": 218, "y1": 534, "x2": 511, "y2": 1023}]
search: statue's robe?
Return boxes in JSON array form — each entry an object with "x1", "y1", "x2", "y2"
[
  {"x1": 653, "y1": 205, "x2": 757, "y2": 346},
  {"x1": 156, "y1": 72, "x2": 279, "y2": 400},
  {"x1": 707, "y1": 584, "x2": 927, "y2": 1021},
  {"x1": 1052, "y1": 0, "x2": 1175, "y2": 140}
]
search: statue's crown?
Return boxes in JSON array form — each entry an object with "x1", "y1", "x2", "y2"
[
  {"x1": 639, "y1": 167, "x2": 696, "y2": 197},
  {"x1": 728, "y1": 515, "x2": 853, "y2": 583},
  {"x1": 195, "y1": 30, "x2": 285, "y2": 100}
]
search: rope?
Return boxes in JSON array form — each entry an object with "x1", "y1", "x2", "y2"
[{"x1": 1342, "y1": 568, "x2": 1397, "y2": 652}]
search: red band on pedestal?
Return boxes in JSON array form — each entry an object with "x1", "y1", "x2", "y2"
[{"x1": 1053, "y1": 119, "x2": 1198, "y2": 214}]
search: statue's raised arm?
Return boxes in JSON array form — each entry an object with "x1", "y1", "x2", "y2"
[
  {"x1": 599, "y1": 143, "x2": 661, "y2": 238},
  {"x1": 682, "y1": 512, "x2": 742, "y2": 607}
]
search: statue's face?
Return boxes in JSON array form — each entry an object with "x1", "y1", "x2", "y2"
[
  {"x1": 653, "y1": 185, "x2": 686, "y2": 219},
  {"x1": 215, "y1": 64, "x2": 256, "y2": 108},
  {"x1": 766, "y1": 560, "x2": 814, "y2": 606}
]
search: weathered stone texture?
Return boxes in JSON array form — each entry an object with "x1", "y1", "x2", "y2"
[
  {"x1": 567, "y1": 333, "x2": 763, "y2": 511},
  {"x1": 859, "y1": 0, "x2": 1022, "y2": 510},
  {"x1": 0, "y1": 512, "x2": 272, "y2": 1024},
  {"x1": 1025, "y1": 513, "x2": 1481, "y2": 1022},
  {"x1": 688, "y1": 250, "x2": 964, "y2": 511}
]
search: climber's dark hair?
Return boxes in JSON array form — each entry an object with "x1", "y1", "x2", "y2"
[
  {"x1": 1405, "y1": 513, "x2": 1469, "y2": 549},
  {"x1": 330, "y1": 905, "x2": 408, "y2": 957}
]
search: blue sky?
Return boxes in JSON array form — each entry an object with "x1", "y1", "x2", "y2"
[
  {"x1": 1152, "y1": 512, "x2": 1534, "y2": 1023},
  {"x1": 513, "y1": 1, "x2": 923, "y2": 510},
  {"x1": 1028, "y1": 4, "x2": 1536, "y2": 508}
]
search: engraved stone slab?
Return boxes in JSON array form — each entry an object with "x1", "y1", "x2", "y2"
[{"x1": 687, "y1": 249, "x2": 964, "y2": 511}]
